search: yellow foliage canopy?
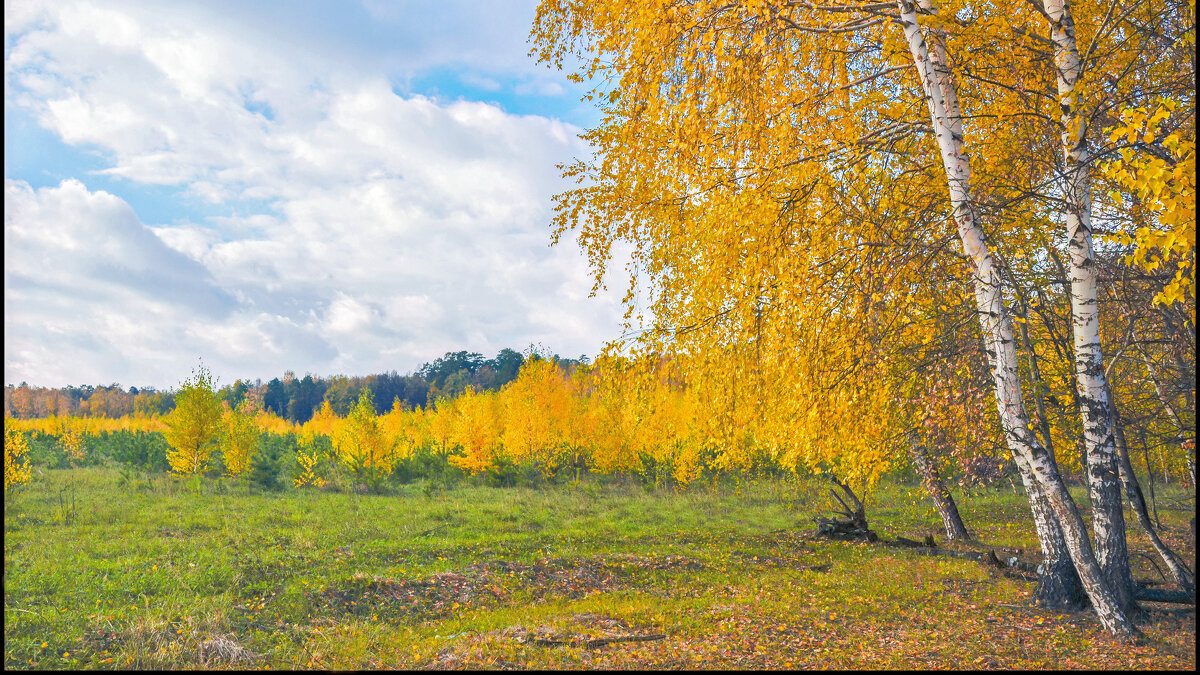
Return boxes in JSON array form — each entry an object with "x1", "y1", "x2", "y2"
[
  {"x1": 164, "y1": 365, "x2": 223, "y2": 475},
  {"x1": 332, "y1": 389, "x2": 398, "y2": 485},
  {"x1": 220, "y1": 401, "x2": 260, "y2": 477},
  {"x1": 4, "y1": 422, "x2": 32, "y2": 494}
]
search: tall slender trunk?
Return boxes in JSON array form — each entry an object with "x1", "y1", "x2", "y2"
[
  {"x1": 1012, "y1": 306, "x2": 1087, "y2": 607},
  {"x1": 897, "y1": 0, "x2": 1135, "y2": 638},
  {"x1": 907, "y1": 431, "x2": 970, "y2": 540},
  {"x1": 1012, "y1": 447, "x2": 1087, "y2": 609},
  {"x1": 1139, "y1": 348, "x2": 1196, "y2": 489},
  {"x1": 1040, "y1": 0, "x2": 1137, "y2": 617},
  {"x1": 1016, "y1": 300, "x2": 1059, "y2": 458},
  {"x1": 1139, "y1": 427, "x2": 1161, "y2": 527},
  {"x1": 1111, "y1": 396, "x2": 1195, "y2": 593}
]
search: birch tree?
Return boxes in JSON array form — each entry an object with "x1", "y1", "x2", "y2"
[
  {"x1": 220, "y1": 400, "x2": 260, "y2": 477},
  {"x1": 527, "y1": 0, "x2": 1191, "y2": 637},
  {"x1": 164, "y1": 364, "x2": 223, "y2": 476},
  {"x1": 894, "y1": 0, "x2": 1132, "y2": 635},
  {"x1": 4, "y1": 423, "x2": 32, "y2": 494},
  {"x1": 1037, "y1": 0, "x2": 1136, "y2": 615},
  {"x1": 333, "y1": 388, "x2": 398, "y2": 490}
]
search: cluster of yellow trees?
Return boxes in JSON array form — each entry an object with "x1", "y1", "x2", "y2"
[
  {"x1": 0, "y1": 352, "x2": 927, "y2": 492},
  {"x1": 4, "y1": 331, "x2": 1192, "y2": 497},
  {"x1": 278, "y1": 351, "x2": 978, "y2": 490},
  {"x1": 183, "y1": 354, "x2": 881, "y2": 488},
  {"x1": 6, "y1": 414, "x2": 166, "y2": 436}
]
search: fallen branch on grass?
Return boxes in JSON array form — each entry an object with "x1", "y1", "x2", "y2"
[
  {"x1": 532, "y1": 634, "x2": 667, "y2": 649},
  {"x1": 1135, "y1": 588, "x2": 1196, "y2": 605},
  {"x1": 882, "y1": 539, "x2": 1033, "y2": 570},
  {"x1": 882, "y1": 538, "x2": 1195, "y2": 605}
]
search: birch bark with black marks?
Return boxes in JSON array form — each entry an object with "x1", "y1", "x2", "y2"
[
  {"x1": 1041, "y1": 0, "x2": 1137, "y2": 617},
  {"x1": 1011, "y1": 453, "x2": 1087, "y2": 609},
  {"x1": 896, "y1": 0, "x2": 1135, "y2": 638}
]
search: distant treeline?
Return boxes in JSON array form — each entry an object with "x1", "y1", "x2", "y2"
[{"x1": 4, "y1": 348, "x2": 588, "y2": 423}]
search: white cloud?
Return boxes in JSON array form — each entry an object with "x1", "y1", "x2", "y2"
[
  {"x1": 4, "y1": 179, "x2": 231, "y2": 314},
  {"x1": 4, "y1": 178, "x2": 241, "y2": 386},
  {"x1": 3, "y1": 0, "x2": 626, "y2": 388},
  {"x1": 323, "y1": 293, "x2": 375, "y2": 335},
  {"x1": 359, "y1": 0, "x2": 547, "y2": 75},
  {"x1": 515, "y1": 80, "x2": 566, "y2": 97},
  {"x1": 459, "y1": 72, "x2": 502, "y2": 92}
]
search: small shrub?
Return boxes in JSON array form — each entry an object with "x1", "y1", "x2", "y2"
[
  {"x1": 392, "y1": 445, "x2": 465, "y2": 488},
  {"x1": 26, "y1": 430, "x2": 67, "y2": 469},
  {"x1": 105, "y1": 431, "x2": 170, "y2": 473},
  {"x1": 247, "y1": 436, "x2": 286, "y2": 491},
  {"x1": 479, "y1": 456, "x2": 530, "y2": 488}
]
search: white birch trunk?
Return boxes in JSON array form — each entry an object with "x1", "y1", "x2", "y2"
[
  {"x1": 895, "y1": 0, "x2": 1136, "y2": 638},
  {"x1": 1011, "y1": 446, "x2": 1086, "y2": 608},
  {"x1": 1040, "y1": 0, "x2": 1137, "y2": 615}
]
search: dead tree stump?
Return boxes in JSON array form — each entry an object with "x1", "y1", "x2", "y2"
[{"x1": 814, "y1": 476, "x2": 877, "y2": 542}]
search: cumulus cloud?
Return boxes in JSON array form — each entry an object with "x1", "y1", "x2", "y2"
[
  {"x1": 3, "y1": 0, "x2": 626, "y2": 388},
  {"x1": 4, "y1": 179, "x2": 233, "y2": 316},
  {"x1": 4, "y1": 178, "x2": 243, "y2": 386}
]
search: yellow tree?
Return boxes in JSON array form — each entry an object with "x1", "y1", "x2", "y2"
[
  {"x1": 619, "y1": 359, "x2": 705, "y2": 487},
  {"x1": 584, "y1": 355, "x2": 640, "y2": 475},
  {"x1": 333, "y1": 388, "x2": 398, "y2": 489},
  {"x1": 380, "y1": 397, "x2": 420, "y2": 462},
  {"x1": 164, "y1": 364, "x2": 223, "y2": 475},
  {"x1": 426, "y1": 395, "x2": 458, "y2": 462},
  {"x1": 59, "y1": 425, "x2": 86, "y2": 467},
  {"x1": 560, "y1": 365, "x2": 599, "y2": 481},
  {"x1": 4, "y1": 421, "x2": 32, "y2": 494},
  {"x1": 220, "y1": 400, "x2": 260, "y2": 477},
  {"x1": 500, "y1": 357, "x2": 571, "y2": 474},
  {"x1": 448, "y1": 386, "x2": 502, "y2": 473},
  {"x1": 293, "y1": 432, "x2": 327, "y2": 489},
  {"x1": 529, "y1": 0, "x2": 1192, "y2": 637},
  {"x1": 399, "y1": 406, "x2": 430, "y2": 460},
  {"x1": 302, "y1": 400, "x2": 338, "y2": 438}
]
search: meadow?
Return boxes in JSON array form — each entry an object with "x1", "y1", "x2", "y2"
[{"x1": 4, "y1": 464, "x2": 1195, "y2": 670}]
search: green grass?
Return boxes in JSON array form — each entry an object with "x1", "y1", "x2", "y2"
[{"x1": 4, "y1": 468, "x2": 1195, "y2": 669}]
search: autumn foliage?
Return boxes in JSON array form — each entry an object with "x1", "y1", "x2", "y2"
[
  {"x1": 4, "y1": 421, "x2": 32, "y2": 494},
  {"x1": 164, "y1": 365, "x2": 223, "y2": 475}
]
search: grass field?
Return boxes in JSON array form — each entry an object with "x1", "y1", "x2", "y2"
[{"x1": 4, "y1": 467, "x2": 1195, "y2": 669}]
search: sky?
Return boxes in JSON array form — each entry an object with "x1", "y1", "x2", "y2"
[{"x1": 4, "y1": 0, "x2": 630, "y2": 390}]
